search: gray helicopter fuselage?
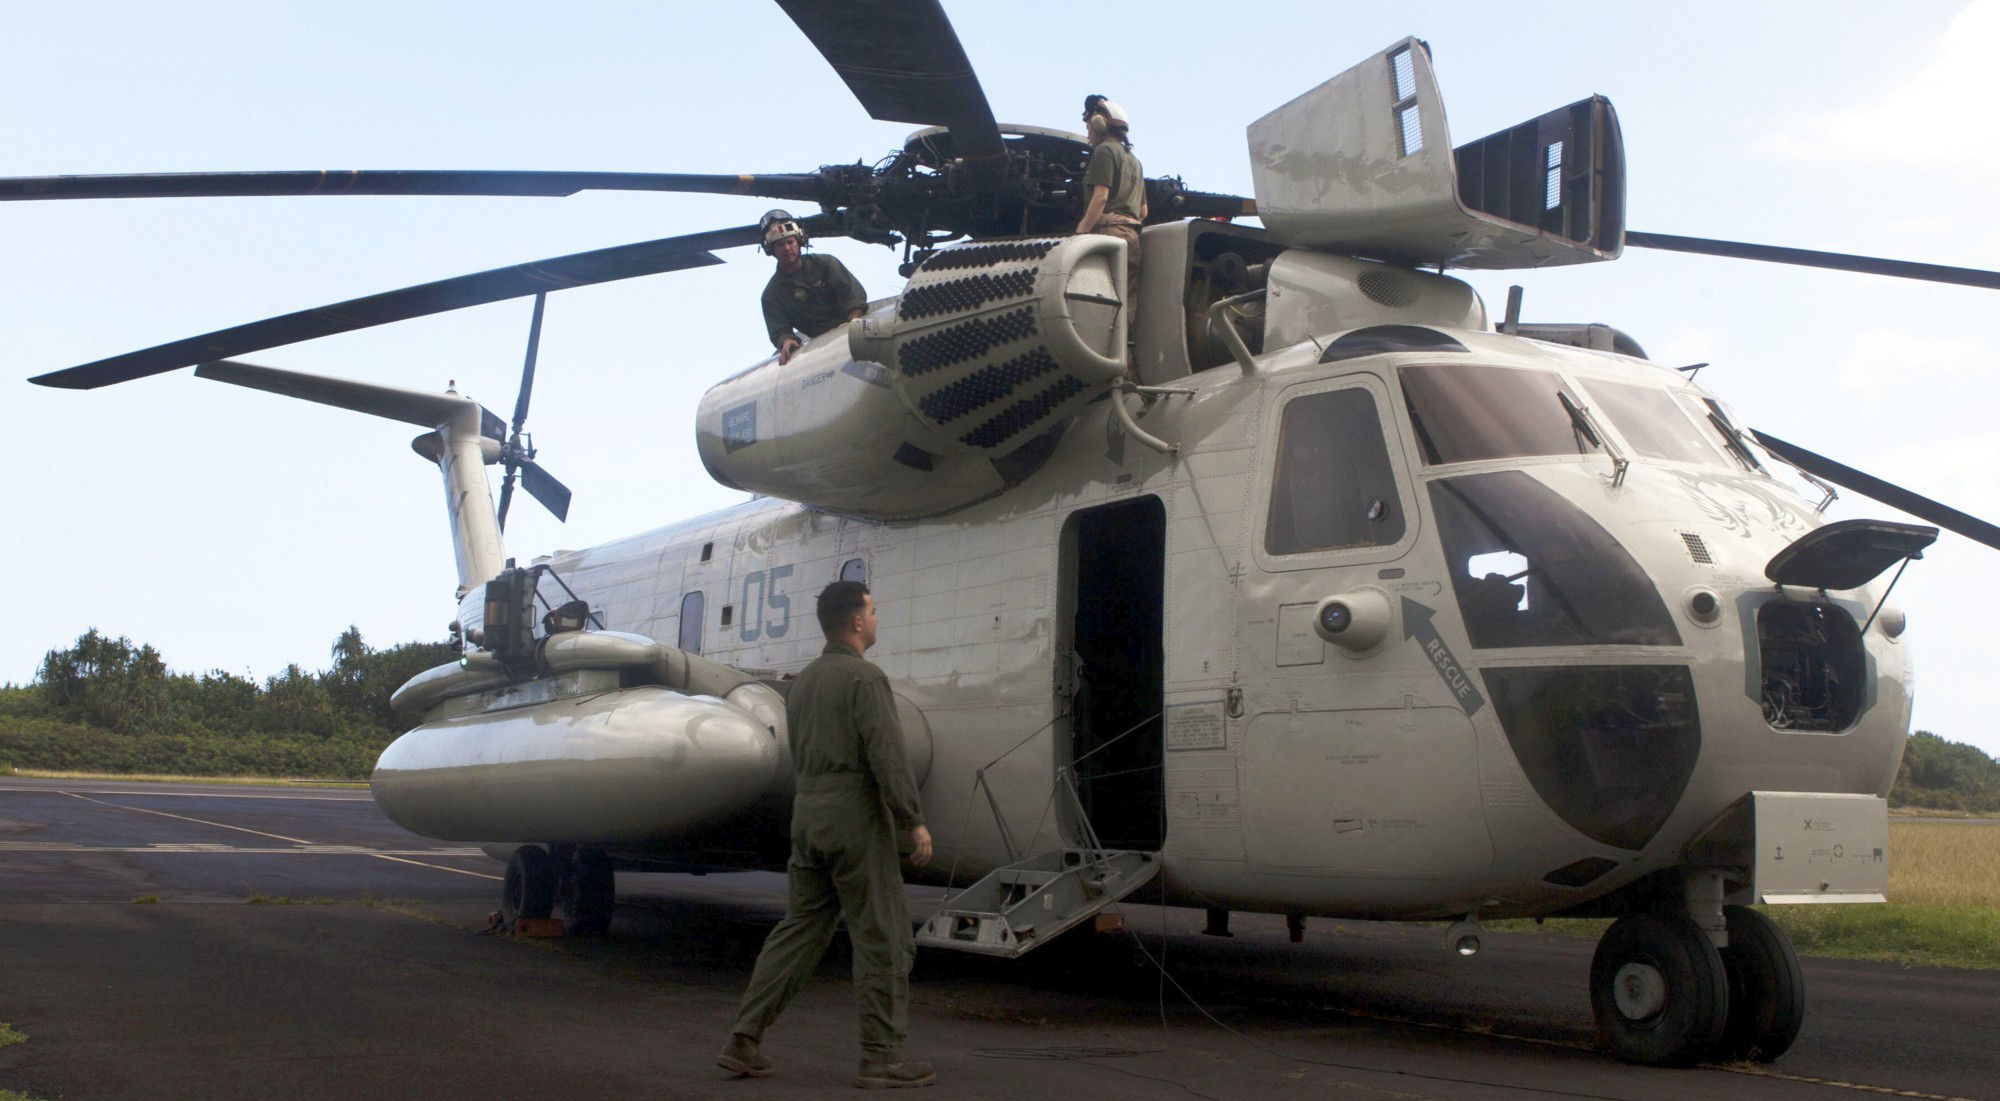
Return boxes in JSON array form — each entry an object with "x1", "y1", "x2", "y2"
[{"x1": 420, "y1": 246, "x2": 1906, "y2": 923}]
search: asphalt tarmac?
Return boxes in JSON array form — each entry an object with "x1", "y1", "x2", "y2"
[{"x1": 2, "y1": 777, "x2": 1995, "y2": 1101}]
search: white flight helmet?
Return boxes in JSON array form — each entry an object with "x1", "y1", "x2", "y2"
[
  {"x1": 760, "y1": 209, "x2": 806, "y2": 254},
  {"x1": 1082, "y1": 94, "x2": 1130, "y2": 136}
]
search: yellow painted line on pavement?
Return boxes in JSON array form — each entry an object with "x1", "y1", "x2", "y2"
[
  {"x1": 0, "y1": 785, "x2": 369, "y2": 801},
  {"x1": 59, "y1": 790, "x2": 315, "y2": 845},
  {"x1": 369, "y1": 853, "x2": 503, "y2": 881},
  {"x1": 1719, "y1": 1065, "x2": 1985, "y2": 1101},
  {"x1": 0, "y1": 842, "x2": 485, "y2": 856}
]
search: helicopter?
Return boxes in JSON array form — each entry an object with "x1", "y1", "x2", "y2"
[{"x1": 12, "y1": 0, "x2": 2000, "y2": 1072}]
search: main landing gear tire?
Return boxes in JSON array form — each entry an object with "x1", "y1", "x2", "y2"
[
  {"x1": 1715, "y1": 905, "x2": 1805, "y2": 1063},
  {"x1": 501, "y1": 845, "x2": 555, "y2": 924},
  {"x1": 560, "y1": 848, "x2": 616, "y2": 937},
  {"x1": 1590, "y1": 912, "x2": 1728, "y2": 1066}
]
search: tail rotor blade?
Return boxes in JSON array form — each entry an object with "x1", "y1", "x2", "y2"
[
  {"x1": 1751, "y1": 430, "x2": 2000, "y2": 552},
  {"x1": 519, "y1": 461, "x2": 572, "y2": 523},
  {"x1": 497, "y1": 471, "x2": 520, "y2": 533},
  {"x1": 513, "y1": 293, "x2": 547, "y2": 436}
]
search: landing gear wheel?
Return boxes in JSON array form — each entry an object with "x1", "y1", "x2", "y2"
[
  {"x1": 1590, "y1": 912, "x2": 1729, "y2": 1066},
  {"x1": 1715, "y1": 905, "x2": 1804, "y2": 1062},
  {"x1": 501, "y1": 845, "x2": 554, "y2": 924},
  {"x1": 560, "y1": 849, "x2": 616, "y2": 936}
]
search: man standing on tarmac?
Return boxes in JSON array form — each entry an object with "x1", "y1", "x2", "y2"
[
  {"x1": 760, "y1": 209, "x2": 867, "y2": 366},
  {"x1": 718, "y1": 581, "x2": 937, "y2": 1089},
  {"x1": 1074, "y1": 95, "x2": 1147, "y2": 314}
]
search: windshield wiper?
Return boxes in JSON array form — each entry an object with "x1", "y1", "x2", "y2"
[{"x1": 1558, "y1": 391, "x2": 1628, "y2": 487}]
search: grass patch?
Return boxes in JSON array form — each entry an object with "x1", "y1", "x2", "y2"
[
  {"x1": 11, "y1": 768, "x2": 365, "y2": 788},
  {"x1": 244, "y1": 894, "x2": 340, "y2": 906},
  {"x1": 131, "y1": 895, "x2": 158, "y2": 905},
  {"x1": 1766, "y1": 905, "x2": 2000, "y2": 970},
  {"x1": 1885, "y1": 821, "x2": 2000, "y2": 907},
  {"x1": 0, "y1": 1023, "x2": 25, "y2": 1049},
  {"x1": 0, "y1": 1092, "x2": 52, "y2": 1101}
]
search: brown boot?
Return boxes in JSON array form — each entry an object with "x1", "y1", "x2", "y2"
[
  {"x1": 717, "y1": 1033, "x2": 774, "y2": 1078},
  {"x1": 855, "y1": 1058, "x2": 934, "y2": 1088}
]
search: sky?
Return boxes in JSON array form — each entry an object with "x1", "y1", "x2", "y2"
[{"x1": 6, "y1": 1, "x2": 1998, "y2": 757}]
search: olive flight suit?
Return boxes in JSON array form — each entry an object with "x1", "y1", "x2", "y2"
[
  {"x1": 730, "y1": 642, "x2": 926, "y2": 1062},
  {"x1": 1080, "y1": 138, "x2": 1145, "y2": 300},
  {"x1": 761, "y1": 253, "x2": 868, "y2": 352}
]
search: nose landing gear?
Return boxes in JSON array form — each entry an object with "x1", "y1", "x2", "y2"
[
  {"x1": 1589, "y1": 905, "x2": 1804, "y2": 1066},
  {"x1": 1590, "y1": 912, "x2": 1728, "y2": 1066}
]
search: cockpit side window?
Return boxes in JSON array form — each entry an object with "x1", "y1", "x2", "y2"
[
  {"x1": 1265, "y1": 387, "x2": 1406, "y2": 556},
  {"x1": 1580, "y1": 378, "x2": 1727, "y2": 466},
  {"x1": 1400, "y1": 362, "x2": 1604, "y2": 465},
  {"x1": 1430, "y1": 471, "x2": 1681, "y2": 648}
]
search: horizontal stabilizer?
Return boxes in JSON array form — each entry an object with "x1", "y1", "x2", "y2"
[{"x1": 195, "y1": 359, "x2": 479, "y2": 428}]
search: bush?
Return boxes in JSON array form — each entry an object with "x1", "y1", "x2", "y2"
[
  {"x1": 1892, "y1": 731, "x2": 2000, "y2": 813},
  {"x1": 0, "y1": 627, "x2": 456, "y2": 780}
]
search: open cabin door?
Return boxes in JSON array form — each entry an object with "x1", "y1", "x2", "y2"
[
  {"x1": 1058, "y1": 496, "x2": 1167, "y2": 850},
  {"x1": 915, "y1": 495, "x2": 1167, "y2": 958}
]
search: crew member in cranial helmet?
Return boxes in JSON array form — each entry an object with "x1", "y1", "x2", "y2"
[
  {"x1": 1075, "y1": 95, "x2": 1146, "y2": 320},
  {"x1": 759, "y1": 210, "x2": 867, "y2": 365}
]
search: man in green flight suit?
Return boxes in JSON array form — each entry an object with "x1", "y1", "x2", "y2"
[
  {"x1": 718, "y1": 580, "x2": 937, "y2": 1089},
  {"x1": 1075, "y1": 95, "x2": 1147, "y2": 322},
  {"x1": 760, "y1": 209, "x2": 867, "y2": 365}
]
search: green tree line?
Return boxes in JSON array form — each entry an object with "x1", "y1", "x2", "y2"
[
  {"x1": 0, "y1": 628, "x2": 456, "y2": 780},
  {"x1": 1895, "y1": 730, "x2": 2000, "y2": 813}
]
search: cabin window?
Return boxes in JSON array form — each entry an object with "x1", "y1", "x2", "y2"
[
  {"x1": 1481, "y1": 664, "x2": 1701, "y2": 851},
  {"x1": 1580, "y1": 379, "x2": 1727, "y2": 466},
  {"x1": 1265, "y1": 388, "x2": 1405, "y2": 555},
  {"x1": 1429, "y1": 471, "x2": 1680, "y2": 648},
  {"x1": 1399, "y1": 362, "x2": 1604, "y2": 465},
  {"x1": 678, "y1": 592, "x2": 704, "y2": 654},
  {"x1": 841, "y1": 557, "x2": 867, "y2": 584}
]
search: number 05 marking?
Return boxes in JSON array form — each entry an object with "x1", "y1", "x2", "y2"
[{"x1": 740, "y1": 565, "x2": 793, "y2": 642}]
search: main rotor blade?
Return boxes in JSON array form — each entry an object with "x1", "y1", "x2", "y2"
[
  {"x1": 0, "y1": 170, "x2": 830, "y2": 204},
  {"x1": 1626, "y1": 231, "x2": 2000, "y2": 292},
  {"x1": 1751, "y1": 430, "x2": 2000, "y2": 552},
  {"x1": 775, "y1": 0, "x2": 1005, "y2": 165},
  {"x1": 29, "y1": 224, "x2": 762, "y2": 390},
  {"x1": 519, "y1": 460, "x2": 572, "y2": 523}
]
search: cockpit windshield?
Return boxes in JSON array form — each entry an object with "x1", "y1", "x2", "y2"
[
  {"x1": 1430, "y1": 470, "x2": 1682, "y2": 648},
  {"x1": 1400, "y1": 363, "x2": 1603, "y2": 465},
  {"x1": 1579, "y1": 378, "x2": 1728, "y2": 467}
]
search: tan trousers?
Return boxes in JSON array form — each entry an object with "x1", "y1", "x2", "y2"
[{"x1": 1089, "y1": 213, "x2": 1143, "y2": 308}]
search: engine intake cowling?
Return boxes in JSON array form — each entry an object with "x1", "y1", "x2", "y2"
[{"x1": 696, "y1": 234, "x2": 1128, "y2": 520}]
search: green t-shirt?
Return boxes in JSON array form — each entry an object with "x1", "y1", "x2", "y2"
[
  {"x1": 1081, "y1": 140, "x2": 1145, "y2": 220},
  {"x1": 761, "y1": 253, "x2": 867, "y2": 348}
]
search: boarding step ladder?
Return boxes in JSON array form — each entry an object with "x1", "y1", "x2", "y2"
[{"x1": 916, "y1": 764, "x2": 1158, "y2": 958}]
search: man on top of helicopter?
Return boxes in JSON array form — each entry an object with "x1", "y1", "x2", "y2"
[
  {"x1": 760, "y1": 209, "x2": 867, "y2": 366},
  {"x1": 1074, "y1": 95, "x2": 1147, "y2": 304}
]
